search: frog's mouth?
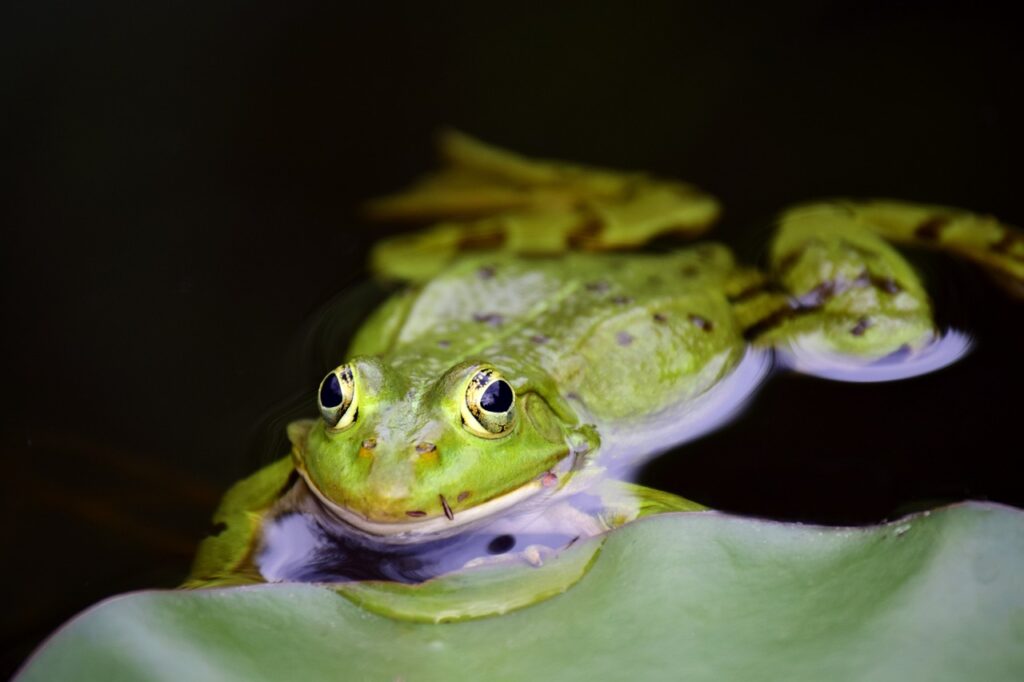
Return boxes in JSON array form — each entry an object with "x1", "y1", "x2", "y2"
[{"x1": 296, "y1": 451, "x2": 578, "y2": 544}]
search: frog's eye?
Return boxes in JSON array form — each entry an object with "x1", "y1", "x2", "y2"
[
  {"x1": 318, "y1": 364, "x2": 357, "y2": 430},
  {"x1": 461, "y1": 367, "x2": 516, "y2": 439}
]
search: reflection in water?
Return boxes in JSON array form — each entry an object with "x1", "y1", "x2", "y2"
[
  {"x1": 775, "y1": 329, "x2": 972, "y2": 383},
  {"x1": 596, "y1": 348, "x2": 771, "y2": 476}
]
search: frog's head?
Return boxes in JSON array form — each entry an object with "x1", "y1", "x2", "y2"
[{"x1": 288, "y1": 356, "x2": 588, "y2": 538}]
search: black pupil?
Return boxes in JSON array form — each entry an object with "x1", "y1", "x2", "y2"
[
  {"x1": 320, "y1": 373, "x2": 344, "y2": 408},
  {"x1": 480, "y1": 380, "x2": 513, "y2": 412}
]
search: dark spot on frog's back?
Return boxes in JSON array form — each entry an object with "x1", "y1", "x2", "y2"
[
  {"x1": 530, "y1": 333, "x2": 549, "y2": 345},
  {"x1": 875, "y1": 276, "x2": 902, "y2": 294},
  {"x1": 472, "y1": 312, "x2": 504, "y2": 327},
  {"x1": 457, "y1": 230, "x2": 506, "y2": 251},
  {"x1": 850, "y1": 317, "x2": 872, "y2": 336},
  {"x1": 653, "y1": 312, "x2": 668, "y2": 323},
  {"x1": 611, "y1": 295, "x2": 633, "y2": 305},
  {"x1": 914, "y1": 215, "x2": 950, "y2": 240},
  {"x1": 568, "y1": 217, "x2": 603, "y2": 249},
  {"x1": 585, "y1": 280, "x2": 610, "y2": 293},
  {"x1": 688, "y1": 314, "x2": 713, "y2": 332},
  {"x1": 477, "y1": 265, "x2": 496, "y2": 279},
  {"x1": 616, "y1": 331, "x2": 634, "y2": 346},
  {"x1": 796, "y1": 281, "x2": 835, "y2": 308},
  {"x1": 457, "y1": 491, "x2": 471, "y2": 502},
  {"x1": 437, "y1": 339, "x2": 451, "y2": 349}
]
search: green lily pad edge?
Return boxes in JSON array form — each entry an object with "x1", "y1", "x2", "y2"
[{"x1": 17, "y1": 502, "x2": 1024, "y2": 682}]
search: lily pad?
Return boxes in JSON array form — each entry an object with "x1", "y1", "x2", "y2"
[{"x1": 17, "y1": 502, "x2": 1024, "y2": 681}]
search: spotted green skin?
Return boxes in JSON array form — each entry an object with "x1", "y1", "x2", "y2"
[{"x1": 298, "y1": 245, "x2": 747, "y2": 524}]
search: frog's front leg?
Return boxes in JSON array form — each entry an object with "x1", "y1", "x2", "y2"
[
  {"x1": 184, "y1": 421, "x2": 319, "y2": 588},
  {"x1": 736, "y1": 200, "x2": 1002, "y2": 381},
  {"x1": 184, "y1": 454, "x2": 296, "y2": 588}
]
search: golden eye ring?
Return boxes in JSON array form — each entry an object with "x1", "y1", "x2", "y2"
[
  {"x1": 461, "y1": 366, "x2": 516, "y2": 438},
  {"x1": 318, "y1": 364, "x2": 357, "y2": 430}
]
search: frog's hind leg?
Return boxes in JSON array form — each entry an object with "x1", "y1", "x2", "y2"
[
  {"x1": 364, "y1": 131, "x2": 720, "y2": 282},
  {"x1": 830, "y1": 199, "x2": 1024, "y2": 298},
  {"x1": 739, "y1": 201, "x2": 975, "y2": 382}
]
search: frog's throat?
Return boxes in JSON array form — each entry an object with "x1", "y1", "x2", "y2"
[{"x1": 296, "y1": 453, "x2": 578, "y2": 544}]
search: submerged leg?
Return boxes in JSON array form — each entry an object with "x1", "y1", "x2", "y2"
[{"x1": 741, "y1": 201, "x2": 980, "y2": 381}]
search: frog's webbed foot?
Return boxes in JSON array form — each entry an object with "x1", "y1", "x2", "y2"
[
  {"x1": 364, "y1": 131, "x2": 720, "y2": 282},
  {"x1": 740, "y1": 200, "x2": 985, "y2": 382}
]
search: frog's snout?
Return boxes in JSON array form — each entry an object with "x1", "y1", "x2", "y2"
[
  {"x1": 365, "y1": 481, "x2": 412, "y2": 506},
  {"x1": 340, "y1": 436, "x2": 443, "y2": 520}
]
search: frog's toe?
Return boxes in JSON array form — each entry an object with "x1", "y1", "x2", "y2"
[{"x1": 776, "y1": 327, "x2": 972, "y2": 382}]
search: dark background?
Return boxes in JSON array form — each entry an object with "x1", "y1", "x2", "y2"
[{"x1": 3, "y1": 0, "x2": 1023, "y2": 675}]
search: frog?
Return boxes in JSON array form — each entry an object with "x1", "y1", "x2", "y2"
[{"x1": 186, "y1": 131, "x2": 1023, "y2": 589}]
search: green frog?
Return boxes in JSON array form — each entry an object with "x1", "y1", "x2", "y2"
[{"x1": 187, "y1": 132, "x2": 1022, "y2": 588}]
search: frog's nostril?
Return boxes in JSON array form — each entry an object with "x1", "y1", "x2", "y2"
[
  {"x1": 415, "y1": 442, "x2": 439, "y2": 463},
  {"x1": 358, "y1": 438, "x2": 377, "y2": 458}
]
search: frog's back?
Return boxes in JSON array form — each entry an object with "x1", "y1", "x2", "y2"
[{"x1": 350, "y1": 247, "x2": 748, "y2": 423}]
